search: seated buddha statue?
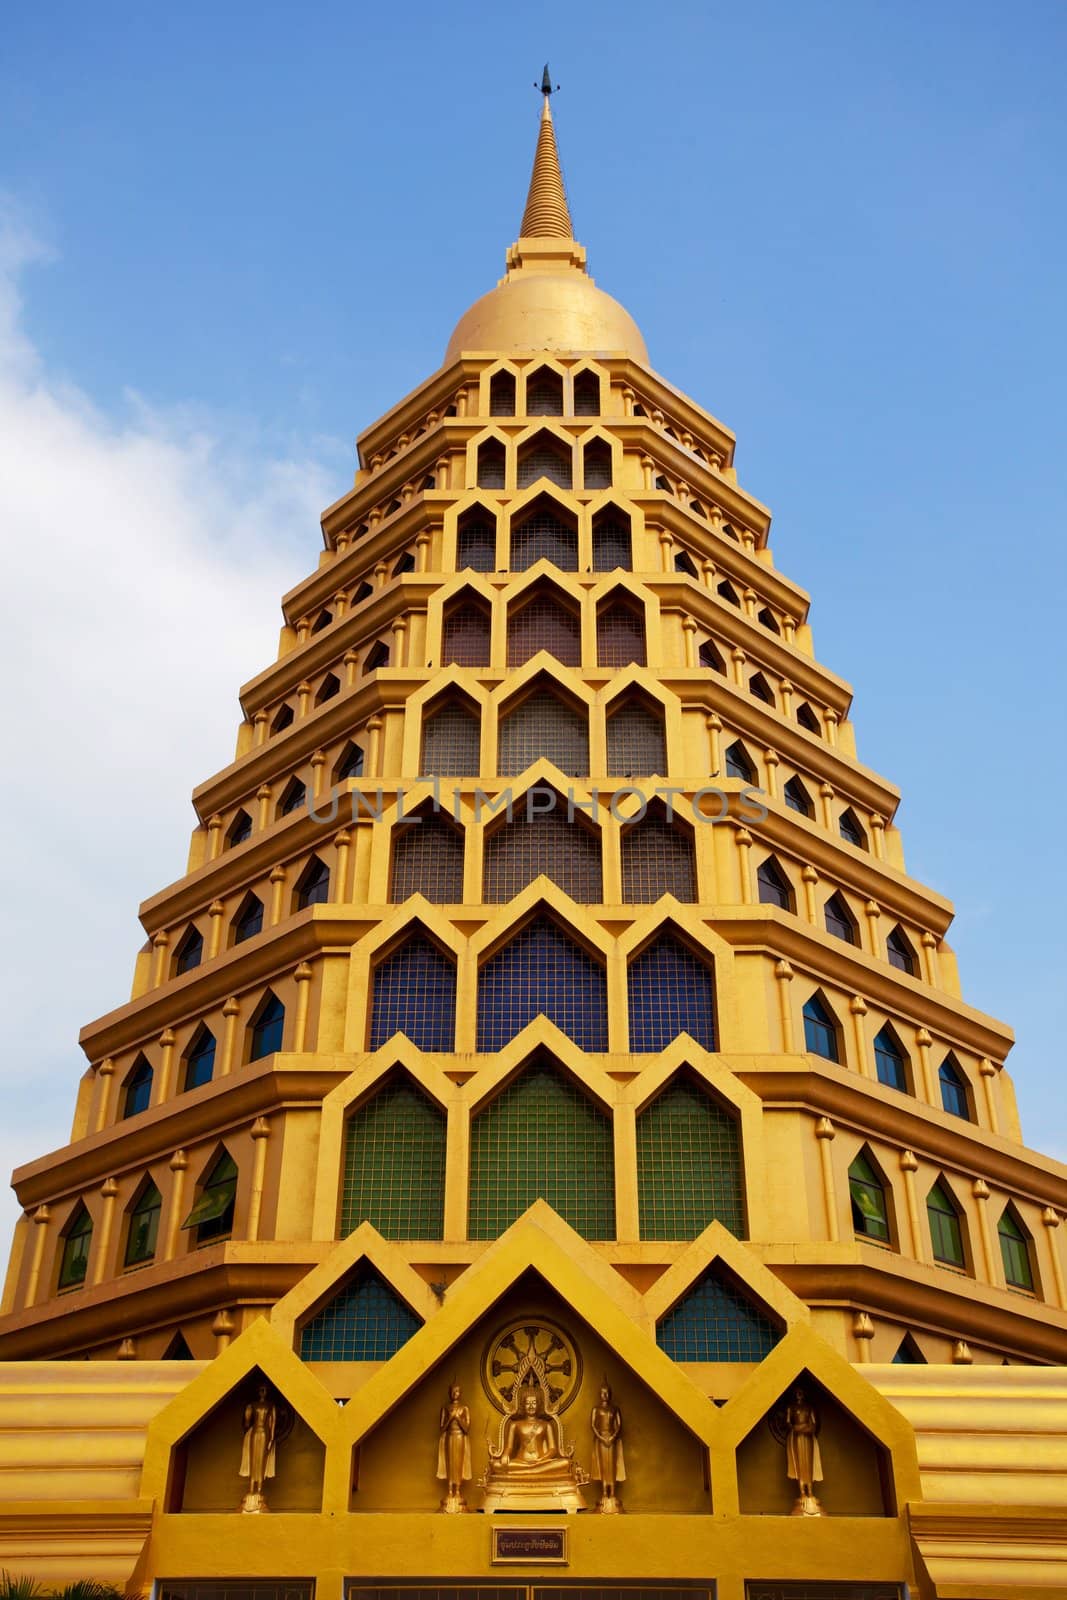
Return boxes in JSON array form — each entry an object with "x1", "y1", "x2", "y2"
[{"x1": 481, "y1": 1383, "x2": 587, "y2": 1513}]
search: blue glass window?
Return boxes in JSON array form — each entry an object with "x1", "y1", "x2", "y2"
[
  {"x1": 123, "y1": 1056, "x2": 153, "y2": 1118},
  {"x1": 278, "y1": 778, "x2": 306, "y2": 816},
  {"x1": 249, "y1": 992, "x2": 285, "y2": 1060},
  {"x1": 227, "y1": 810, "x2": 252, "y2": 848},
  {"x1": 784, "y1": 776, "x2": 813, "y2": 816},
  {"x1": 295, "y1": 856, "x2": 330, "y2": 909},
  {"x1": 757, "y1": 856, "x2": 793, "y2": 911},
  {"x1": 477, "y1": 915, "x2": 607, "y2": 1051},
  {"x1": 874, "y1": 1027, "x2": 907, "y2": 1092},
  {"x1": 370, "y1": 934, "x2": 456, "y2": 1051},
  {"x1": 840, "y1": 807, "x2": 867, "y2": 848},
  {"x1": 174, "y1": 926, "x2": 203, "y2": 976},
  {"x1": 825, "y1": 893, "x2": 857, "y2": 944},
  {"x1": 803, "y1": 994, "x2": 838, "y2": 1061},
  {"x1": 939, "y1": 1055, "x2": 971, "y2": 1119},
  {"x1": 336, "y1": 742, "x2": 365, "y2": 781},
  {"x1": 233, "y1": 894, "x2": 264, "y2": 944},
  {"x1": 724, "y1": 742, "x2": 755, "y2": 783},
  {"x1": 299, "y1": 1266, "x2": 420, "y2": 1361},
  {"x1": 628, "y1": 934, "x2": 715, "y2": 1052},
  {"x1": 182, "y1": 1026, "x2": 216, "y2": 1091},
  {"x1": 887, "y1": 925, "x2": 917, "y2": 974},
  {"x1": 656, "y1": 1269, "x2": 781, "y2": 1361}
]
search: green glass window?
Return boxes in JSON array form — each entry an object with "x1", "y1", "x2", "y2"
[
  {"x1": 182, "y1": 1152, "x2": 237, "y2": 1245},
  {"x1": 341, "y1": 1078, "x2": 445, "y2": 1239},
  {"x1": 637, "y1": 1076, "x2": 744, "y2": 1239},
  {"x1": 998, "y1": 1209, "x2": 1034, "y2": 1290},
  {"x1": 58, "y1": 1203, "x2": 92, "y2": 1289},
  {"x1": 927, "y1": 1180, "x2": 965, "y2": 1266},
  {"x1": 124, "y1": 1181, "x2": 162, "y2": 1267},
  {"x1": 849, "y1": 1152, "x2": 890, "y2": 1242},
  {"x1": 468, "y1": 1060, "x2": 614, "y2": 1240},
  {"x1": 655, "y1": 1268, "x2": 781, "y2": 1361},
  {"x1": 299, "y1": 1265, "x2": 420, "y2": 1361}
]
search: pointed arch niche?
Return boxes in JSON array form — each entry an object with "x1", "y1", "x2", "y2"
[{"x1": 169, "y1": 1363, "x2": 326, "y2": 1513}]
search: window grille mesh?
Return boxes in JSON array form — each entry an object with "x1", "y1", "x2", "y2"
[
  {"x1": 573, "y1": 372, "x2": 601, "y2": 415},
  {"x1": 621, "y1": 815, "x2": 696, "y2": 901},
  {"x1": 511, "y1": 510, "x2": 578, "y2": 571},
  {"x1": 517, "y1": 444, "x2": 572, "y2": 489},
  {"x1": 628, "y1": 935, "x2": 716, "y2": 1051},
  {"x1": 638, "y1": 1077, "x2": 743, "y2": 1238},
  {"x1": 163, "y1": 1585, "x2": 314, "y2": 1600},
  {"x1": 457, "y1": 517, "x2": 497, "y2": 572},
  {"x1": 526, "y1": 372, "x2": 563, "y2": 414},
  {"x1": 478, "y1": 441, "x2": 506, "y2": 489},
  {"x1": 422, "y1": 703, "x2": 481, "y2": 776},
  {"x1": 498, "y1": 689, "x2": 588, "y2": 776},
  {"x1": 390, "y1": 814, "x2": 465, "y2": 903},
  {"x1": 745, "y1": 1586, "x2": 903, "y2": 1600},
  {"x1": 341, "y1": 1077, "x2": 445, "y2": 1238},
  {"x1": 607, "y1": 701, "x2": 666, "y2": 776},
  {"x1": 656, "y1": 1269, "x2": 779, "y2": 1361},
  {"x1": 598, "y1": 602, "x2": 646, "y2": 667},
  {"x1": 507, "y1": 596, "x2": 581, "y2": 667},
  {"x1": 484, "y1": 811, "x2": 602, "y2": 903},
  {"x1": 477, "y1": 916, "x2": 608, "y2": 1050},
  {"x1": 443, "y1": 602, "x2": 491, "y2": 666},
  {"x1": 468, "y1": 1060, "x2": 614, "y2": 1239},
  {"x1": 489, "y1": 371, "x2": 516, "y2": 416},
  {"x1": 583, "y1": 440, "x2": 612, "y2": 488},
  {"x1": 369, "y1": 935, "x2": 456, "y2": 1051},
  {"x1": 592, "y1": 518, "x2": 632, "y2": 571},
  {"x1": 298, "y1": 1265, "x2": 420, "y2": 1361}
]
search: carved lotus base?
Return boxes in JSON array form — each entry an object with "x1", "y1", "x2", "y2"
[
  {"x1": 440, "y1": 1491, "x2": 469, "y2": 1514},
  {"x1": 595, "y1": 1492, "x2": 622, "y2": 1514},
  {"x1": 790, "y1": 1493, "x2": 824, "y2": 1517},
  {"x1": 239, "y1": 1490, "x2": 268, "y2": 1514},
  {"x1": 482, "y1": 1478, "x2": 586, "y2": 1514}
]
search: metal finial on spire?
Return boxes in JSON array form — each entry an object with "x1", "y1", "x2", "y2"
[
  {"x1": 520, "y1": 67, "x2": 572, "y2": 237},
  {"x1": 537, "y1": 63, "x2": 560, "y2": 97}
]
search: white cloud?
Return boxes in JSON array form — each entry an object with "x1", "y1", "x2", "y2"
[{"x1": 0, "y1": 209, "x2": 340, "y2": 1245}]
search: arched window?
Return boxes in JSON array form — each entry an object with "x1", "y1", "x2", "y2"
[
  {"x1": 456, "y1": 511, "x2": 497, "y2": 572},
  {"x1": 927, "y1": 1180, "x2": 966, "y2": 1267},
  {"x1": 583, "y1": 439, "x2": 612, "y2": 489},
  {"x1": 310, "y1": 608, "x2": 332, "y2": 634},
  {"x1": 998, "y1": 1207, "x2": 1035, "y2": 1291},
  {"x1": 341, "y1": 1076, "x2": 446, "y2": 1238},
  {"x1": 573, "y1": 371, "x2": 601, "y2": 415},
  {"x1": 674, "y1": 549, "x2": 698, "y2": 577},
  {"x1": 892, "y1": 1334, "x2": 926, "y2": 1364},
  {"x1": 442, "y1": 597, "x2": 492, "y2": 666},
  {"x1": 498, "y1": 687, "x2": 588, "y2": 777},
  {"x1": 232, "y1": 893, "x2": 264, "y2": 945},
  {"x1": 749, "y1": 673, "x2": 774, "y2": 705},
  {"x1": 315, "y1": 673, "x2": 340, "y2": 705},
  {"x1": 422, "y1": 698, "x2": 481, "y2": 777},
  {"x1": 517, "y1": 434, "x2": 572, "y2": 490},
  {"x1": 758, "y1": 607, "x2": 781, "y2": 634},
  {"x1": 849, "y1": 1152, "x2": 890, "y2": 1242},
  {"x1": 278, "y1": 777, "x2": 306, "y2": 817},
  {"x1": 507, "y1": 592, "x2": 581, "y2": 667},
  {"x1": 717, "y1": 580, "x2": 740, "y2": 606},
  {"x1": 124, "y1": 1181, "x2": 162, "y2": 1268},
  {"x1": 526, "y1": 367, "x2": 563, "y2": 415},
  {"x1": 654, "y1": 473, "x2": 672, "y2": 492},
  {"x1": 796, "y1": 703, "x2": 821, "y2": 734},
  {"x1": 335, "y1": 741, "x2": 365, "y2": 782},
  {"x1": 840, "y1": 807, "x2": 867, "y2": 849},
  {"x1": 655, "y1": 1268, "x2": 779, "y2": 1361},
  {"x1": 365, "y1": 641, "x2": 390, "y2": 671},
  {"x1": 606, "y1": 697, "x2": 666, "y2": 777},
  {"x1": 182, "y1": 1025, "x2": 216, "y2": 1092},
  {"x1": 637, "y1": 1075, "x2": 742, "y2": 1238},
  {"x1": 597, "y1": 598, "x2": 646, "y2": 667},
  {"x1": 123, "y1": 1055, "x2": 153, "y2": 1119},
  {"x1": 352, "y1": 580, "x2": 373, "y2": 605},
  {"x1": 295, "y1": 856, "x2": 330, "y2": 910},
  {"x1": 392, "y1": 550, "x2": 416, "y2": 577},
  {"x1": 183, "y1": 1152, "x2": 238, "y2": 1246},
  {"x1": 484, "y1": 806, "x2": 602, "y2": 903},
  {"x1": 174, "y1": 925, "x2": 203, "y2": 976},
  {"x1": 628, "y1": 933, "x2": 716, "y2": 1051},
  {"x1": 699, "y1": 639, "x2": 725, "y2": 673},
  {"x1": 468, "y1": 1059, "x2": 614, "y2": 1239},
  {"x1": 784, "y1": 776, "x2": 813, "y2": 817},
  {"x1": 757, "y1": 856, "x2": 794, "y2": 911},
  {"x1": 939, "y1": 1055, "x2": 971, "y2": 1120},
  {"x1": 226, "y1": 810, "x2": 252, "y2": 849},
  {"x1": 887, "y1": 926, "x2": 917, "y2": 975},
  {"x1": 724, "y1": 741, "x2": 756, "y2": 783},
  {"x1": 477, "y1": 438, "x2": 506, "y2": 489},
  {"x1": 591, "y1": 511, "x2": 632, "y2": 571},
  {"x1": 621, "y1": 810, "x2": 696, "y2": 902},
  {"x1": 489, "y1": 370, "x2": 516, "y2": 416},
  {"x1": 510, "y1": 502, "x2": 578, "y2": 571},
  {"x1": 390, "y1": 812, "x2": 465, "y2": 903},
  {"x1": 369, "y1": 933, "x2": 456, "y2": 1051},
  {"x1": 299, "y1": 1266, "x2": 420, "y2": 1361},
  {"x1": 874, "y1": 1027, "x2": 908, "y2": 1092},
  {"x1": 803, "y1": 993, "x2": 839, "y2": 1061},
  {"x1": 477, "y1": 915, "x2": 608, "y2": 1050},
  {"x1": 58, "y1": 1203, "x2": 92, "y2": 1289},
  {"x1": 824, "y1": 892, "x2": 857, "y2": 945},
  {"x1": 248, "y1": 992, "x2": 285, "y2": 1060},
  {"x1": 689, "y1": 499, "x2": 707, "y2": 518},
  {"x1": 270, "y1": 704, "x2": 294, "y2": 735}
]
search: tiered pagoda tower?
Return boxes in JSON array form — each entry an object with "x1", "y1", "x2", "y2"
[{"x1": 0, "y1": 81, "x2": 1064, "y2": 1600}]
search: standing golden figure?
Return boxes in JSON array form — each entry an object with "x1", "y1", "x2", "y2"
[
  {"x1": 784, "y1": 1385, "x2": 823, "y2": 1516},
  {"x1": 436, "y1": 1381, "x2": 472, "y2": 1513},
  {"x1": 238, "y1": 1382, "x2": 277, "y2": 1513},
  {"x1": 590, "y1": 1380, "x2": 625, "y2": 1513}
]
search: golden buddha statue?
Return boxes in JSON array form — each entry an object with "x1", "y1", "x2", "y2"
[
  {"x1": 784, "y1": 1384, "x2": 823, "y2": 1517},
  {"x1": 436, "y1": 1382, "x2": 472, "y2": 1514},
  {"x1": 238, "y1": 1382, "x2": 277, "y2": 1514},
  {"x1": 480, "y1": 1375, "x2": 587, "y2": 1513}
]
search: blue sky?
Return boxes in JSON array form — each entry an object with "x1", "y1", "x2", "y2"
[{"x1": 1, "y1": 0, "x2": 1065, "y2": 1218}]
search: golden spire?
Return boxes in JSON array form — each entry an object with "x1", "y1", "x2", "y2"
[{"x1": 519, "y1": 67, "x2": 573, "y2": 238}]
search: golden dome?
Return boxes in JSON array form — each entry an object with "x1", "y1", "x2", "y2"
[{"x1": 443, "y1": 90, "x2": 648, "y2": 367}]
